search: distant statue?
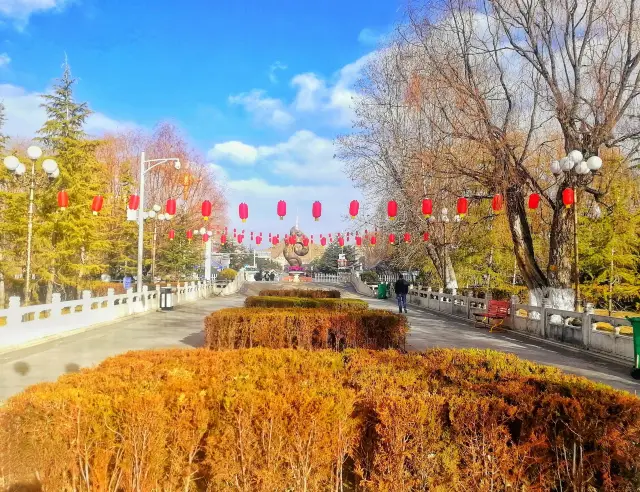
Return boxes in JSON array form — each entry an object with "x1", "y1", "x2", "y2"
[{"x1": 283, "y1": 225, "x2": 309, "y2": 267}]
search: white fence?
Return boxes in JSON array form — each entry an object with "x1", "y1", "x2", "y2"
[
  {"x1": 312, "y1": 273, "x2": 349, "y2": 284},
  {"x1": 0, "y1": 272, "x2": 246, "y2": 352},
  {"x1": 351, "y1": 273, "x2": 635, "y2": 364}
]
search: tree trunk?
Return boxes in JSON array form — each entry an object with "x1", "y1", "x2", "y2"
[
  {"x1": 505, "y1": 185, "x2": 547, "y2": 305},
  {"x1": 425, "y1": 242, "x2": 458, "y2": 290}
]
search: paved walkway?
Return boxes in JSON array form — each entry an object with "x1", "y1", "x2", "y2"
[
  {"x1": 1, "y1": 284, "x2": 638, "y2": 403},
  {"x1": 0, "y1": 295, "x2": 244, "y2": 403}
]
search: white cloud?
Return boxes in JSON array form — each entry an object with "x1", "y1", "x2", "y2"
[
  {"x1": 0, "y1": 53, "x2": 10, "y2": 67},
  {"x1": 208, "y1": 130, "x2": 343, "y2": 181},
  {"x1": 0, "y1": 0, "x2": 70, "y2": 26},
  {"x1": 0, "y1": 83, "x2": 138, "y2": 138},
  {"x1": 207, "y1": 140, "x2": 258, "y2": 165},
  {"x1": 358, "y1": 28, "x2": 382, "y2": 46},
  {"x1": 268, "y1": 61, "x2": 287, "y2": 84},
  {"x1": 229, "y1": 89, "x2": 294, "y2": 128}
]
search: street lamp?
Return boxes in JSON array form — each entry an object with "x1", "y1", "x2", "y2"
[
  {"x1": 136, "y1": 152, "x2": 181, "y2": 295},
  {"x1": 144, "y1": 205, "x2": 170, "y2": 281},
  {"x1": 550, "y1": 150, "x2": 603, "y2": 310},
  {"x1": 3, "y1": 146, "x2": 59, "y2": 303}
]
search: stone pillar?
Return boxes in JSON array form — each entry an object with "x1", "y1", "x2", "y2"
[
  {"x1": 82, "y1": 290, "x2": 92, "y2": 315},
  {"x1": 7, "y1": 296, "x2": 21, "y2": 325},
  {"x1": 142, "y1": 286, "x2": 149, "y2": 311},
  {"x1": 127, "y1": 288, "x2": 134, "y2": 315},
  {"x1": 51, "y1": 293, "x2": 62, "y2": 322},
  {"x1": 583, "y1": 302, "x2": 595, "y2": 347}
]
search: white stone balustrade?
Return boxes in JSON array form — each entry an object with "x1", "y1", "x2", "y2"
[
  {"x1": 0, "y1": 270, "x2": 246, "y2": 352},
  {"x1": 350, "y1": 272, "x2": 634, "y2": 364}
]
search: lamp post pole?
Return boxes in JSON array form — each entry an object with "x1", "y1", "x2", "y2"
[
  {"x1": 136, "y1": 152, "x2": 181, "y2": 295},
  {"x1": 3, "y1": 146, "x2": 59, "y2": 304}
]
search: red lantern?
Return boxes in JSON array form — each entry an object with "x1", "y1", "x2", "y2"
[
  {"x1": 389, "y1": 233, "x2": 396, "y2": 244},
  {"x1": 165, "y1": 198, "x2": 176, "y2": 216},
  {"x1": 491, "y1": 194, "x2": 503, "y2": 213},
  {"x1": 237, "y1": 234, "x2": 244, "y2": 243},
  {"x1": 404, "y1": 232, "x2": 411, "y2": 243},
  {"x1": 528, "y1": 193, "x2": 540, "y2": 210},
  {"x1": 272, "y1": 236, "x2": 279, "y2": 245},
  {"x1": 457, "y1": 197, "x2": 468, "y2": 217},
  {"x1": 312, "y1": 201, "x2": 322, "y2": 221},
  {"x1": 422, "y1": 198, "x2": 432, "y2": 218},
  {"x1": 355, "y1": 235, "x2": 362, "y2": 246},
  {"x1": 220, "y1": 234, "x2": 227, "y2": 245},
  {"x1": 338, "y1": 237, "x2": 345, "y2": 247},
  {"x1": 238, "y1": 202, "x2": 249, "y2": 222},
  {"x1": 202, "y1": 233, "x2": 209, "y2": 243},
  {"x1": 256, "y1": 235, "x2": 262, "y2": 245},
  {"x1": 370, "y1": 235, "x2": 377, "y2": 245},
  {"x1": 57, "y1": 190, "x2": 69, "y2": 210},
  {"x1": 289, "y1": 236, "x2": 296, "y2": 246},
  {"x1": 128, "y1": 194, "x2": 139, "y2": 211},
  {"x1": 277, "y1": 200, "x2": 287, "y2": 220},
  {"x1": 423, "y1": 232, "x2": 429, "y2": 242},
  {"x1": 387, "y1": 200, "x2": 398, "y2": 220},
  {"x1": 186, "y1": 230, "x2": 193, "y2": 241},
  {"x1": 349, "y1": 200, "x2": 359, "y2": 219},
  {"x1": 320, "y1": 237, "x2": 327, "y2": 246},
  {"x1": 91, "y1": 195, "x2": 103, "y2": 215},
  {"x1": 202, "y1": 200, "x2": 212, "y2": 220},
  {"x1": 303, "y1": 237, "x2": 310, "y2": 247},
  {"x1": 168, "y1": 229, "x2": 175, "y2": 240},
  {"x1": 562, "y1": 188, "x2": 575, "y2": 208}
]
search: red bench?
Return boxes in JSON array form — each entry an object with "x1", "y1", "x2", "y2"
[{"x1": 473, "y1": 300, "x2": 510, "y2": 332}]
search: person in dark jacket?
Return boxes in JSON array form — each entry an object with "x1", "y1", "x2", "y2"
[{"x1": 394, "y1": 275, "x2": 410, "y2": 313}]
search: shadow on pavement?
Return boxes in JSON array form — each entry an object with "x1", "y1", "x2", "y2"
[{"x1": 180, "y1": 331, "x2": 204, "y2": 348}]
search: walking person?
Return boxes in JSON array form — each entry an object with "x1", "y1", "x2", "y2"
[{"x1": 394, "y1": 275, "x2": 409, "y2": 313}]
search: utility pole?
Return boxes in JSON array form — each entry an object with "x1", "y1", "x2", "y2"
[{"x1": 608, "y1": 247, "x2": 614, "y2": 316}]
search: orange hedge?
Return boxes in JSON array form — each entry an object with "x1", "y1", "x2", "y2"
[
  {"x1": 204, "y1": 308, "x2": 407, "y2": 350},
  {"x1": 258, "y1": 288, "x2": 341, "y2": 298},
  {"x1": 244, "y1": 295, "x2": 368, "y2": 310},
  {"x1": 1, "y1": 348, "x2": 639, "y2": 491}
]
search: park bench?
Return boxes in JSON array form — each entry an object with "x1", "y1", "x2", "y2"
[{"x1": 473, "y1": 300, "x2": 510, "y2": 332}]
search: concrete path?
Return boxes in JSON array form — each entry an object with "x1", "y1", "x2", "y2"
[
  {"x1": 0, "y1": 295, "x2": 244, "y2": 403},
  {"x1": 358, "y1": 292, "x2": 640, "y2": 394},
  {"x1": 1, "y1": 283, "x2": 638, "y2": 403}
]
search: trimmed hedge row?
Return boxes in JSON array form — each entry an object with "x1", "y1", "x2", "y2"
[
  {"x1": 2, "y1": 348, "x2": 639, "y2": 491},
  {"x1": 204, "y1": 307, "x2": 407, "y2": 350},
  {"x1": 258, "y1": 288, "x2": 341, "y2": 298},
  {"x1": 244, "y1": 295, "x2": 368, "y2": 310}
]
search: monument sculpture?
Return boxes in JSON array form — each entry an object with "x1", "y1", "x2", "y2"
[{"x1": 283, "y1": 225, "x2": 309, "y2": 274}]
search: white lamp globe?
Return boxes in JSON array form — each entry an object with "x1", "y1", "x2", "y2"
[
  {"x1": 50, "y1": 168, "x2": 60, "y2": 179},
  {"x1": 586, "y1": 155, "x2": 603, "y2": 170},
  {"x1": 193, "y1": 229, "x2": 199, "y2": 235},
  {"x1": 4, "y1": 155, "x2": 20, "y2": 171},
  {"x1": 157, "y1": 213, "x2": 165, "y2": 221},
  {"x1": 152, "y1": 204, "x2": 161, "y2": 212},
  {"x1": 559, "y1": 157, "x2": 574, "y2": 171},
  {"x1": 27, "y1": 146, "x2": 43, "y2": 160},
  {"x1": 575, "y1": 161, "x2": 589, "y2": 175},
  {"x1": 199, "y1": 227, "x2": 206, "y2": 235},
  {"x1": 15, "y1": 163, "x2": 26, "y2": 176},
  {"x1": 42, "y1": 159, "x2": 58, "y2": 174},
  {"x1": 142, "y1": 211, "x2": 149, "y2": 220},
  {"x1": 568, "y1": 150, "x2": 583, "y2": 164},
  {"x1": 174, "y1": 160, "x2": 181, "y2": 170},
  {"x1": 148, "y1": 210, "x2": 157, "y2": 219},
  {"x1": 454, "y1": 215, "x2": 461, "y2": 222},
  {"x1": 207, "y1": 230, "x2": 213, "y2": 236},
  {"x1": 550, "y1": 160, "x2": 562, "y2": 174}
]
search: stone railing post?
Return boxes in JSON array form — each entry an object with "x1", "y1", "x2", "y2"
[
  {"x1": 142, "y1": 286, "x2": 149, "y2": 311},
  {"x1": 510, "y1": 295, "x2": 519, "y2": 329},
  {"x1": 51, "y1": 292, "x2": 62, "y2": 322},
  {"x1": 583, "y1": 303, "x2": 594, "y2": 348},
  {"x1": 7, "y1": 296, "x2": 22, "y2": 325},
  {"x1": 155, "y1": 284, "x2": 160, "y2": 309},
  {"x1": 541, "y1": 298, "x2": 551, "y2": 338},
  {"x1": 127, "y1": 288, "x2": 134, "y2": 315},
  {"x1": 82, "y1": 290, "x2": 92, "y2": 316}
]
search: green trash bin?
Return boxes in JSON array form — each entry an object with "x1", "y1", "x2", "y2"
[
  {"x1": 626, "y1": 317, "x2": 640, "y2": 380},
  {"x1": 377, "y1": 282, "x2": 388, "y2": 299}
]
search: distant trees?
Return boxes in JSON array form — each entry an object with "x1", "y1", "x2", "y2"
[
  {"x1": 0, "y1": 61, "x2": 228, "y2": 303},
  {"x1": 313, "y1": 242, "x2": 356, "y2": 274}
]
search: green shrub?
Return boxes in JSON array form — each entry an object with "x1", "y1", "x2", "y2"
[
  {"x1": 204, "y1": 307, "x2": 407, "y2": 350},
  {"x1": 2, "y1": 348, "x2": 639, "y2": 491},
  {"x1": 359, "y1": 271, "x2": 379, "y2": 284},
  {"x1": 258, "y1": 288, "x2": 340, "y2": 298},
  {"x1": 244, "y1": 296, "x2": 368, "y2": 310},
  {"x1": 217, "y1": 268, "x2": 237, "y2": 281}
]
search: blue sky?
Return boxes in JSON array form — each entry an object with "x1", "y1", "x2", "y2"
[{"x1": 1, "y1": 0, "x2": 400, "y2": 238}]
